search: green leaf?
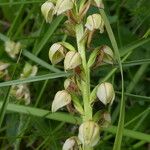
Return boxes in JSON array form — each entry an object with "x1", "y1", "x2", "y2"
[
  {"x1": 103, "y1": 126, "x2": 150, "y2": 143},
  {"x1": 100, "y1": 9, "x2": 125, "y2": 150},
  {"x1": 120, "y1": 38, "x2": 150, "y2": 57},
  {"x1": 59, "y1": 41, "x2": 76, "y2": 51},
  {"x1": 88, "y1": 48, "x2": 99, "y2": 68},
  {"x1": 0, "y1": 73, "x2": 70, "y2": 88},
  {"x1": 0, "y1": 102, "x2": 150, "y2": 142},
  {"x1": 0, "y1": 102, "x2": 81, "y2": 125},
  {"x1": 90, "y1": 85, "x2": 98, "y2": 104},
  {"x1": 71, "y1": 94, "x2": 84, "y2": 114},
  {"x1": 0, "y1": 1, "x2": 44, "y2": 6},
  {"x1": 0, "y1": 33, "x2": 9, "y2": 42},
  {"x1": 7, "y1": 4, "x2": 25, "y2": 37}
]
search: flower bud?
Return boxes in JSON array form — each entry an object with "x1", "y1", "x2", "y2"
[
  {"x1": 101, "y1": 45, "x2": 114, "y2": 64},
  {"x1": 0, "y1": 62, "x2": 9, "y2": 71},
  {"x1": 101, "y1": 112, "x2": 111, "y2": 128},
  {"x1": 52, "y1": 90, "x2": 71, "y2": 112},
  {"x1": 21, "y1": 62, "x2": 38, "y2": 78},
  {"x1": 49, "y1": 43, "x2": 66, "y2": 65},
  {"x1": 5, "y1": 40, "x2": 21, "y2": 58},
  {"x1": 31, "y1": 66, "x2": 38, "y2": 76},
  {"x1": 64, "y1": 20, "x2": 76, "y2": 37},
  {"x1": 92, "y1": 0, "x2": 104, "y2": 8},
  {"x1": 11, "y1": 84, "x2": 31, "y2": 105},
  {"x1": 85, "y1": 14, "x2": 104, "y2": 33},
  {"x1": 62, "y1": 136, "x2": 80, "y2": 150},
  {"x1": 96, "y1": 82, "x2": 115, "y2": 105},
  {"x1": 0, "y1": 62, "x2": 10, "y2": 78},
  {"x1": 64, "y1": 78, "x2": 78, "y2": 93},
  {"x1": 55, "y1": 0, "x2": 75, "y2": 15},
  {"x1": 64, "y1": 78, "x2": 72, "y2": 90},
  {"x1": 41, "y1": 1, "x2": 55, "y2": 23},
  {"x1": 64, "y1": 51, "x2": 82, "y2": 70},
  {"x1": 78, "y1": 121, "x2": 100, "y2": 147}
]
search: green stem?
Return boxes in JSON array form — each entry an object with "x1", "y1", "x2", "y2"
[{"x1": 75, "y1": 24, "x2": 92, "y2": 121}]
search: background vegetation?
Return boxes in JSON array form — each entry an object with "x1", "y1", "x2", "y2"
[{"x1": 0, "y1": 0, "x2": 150, "y2": 149}]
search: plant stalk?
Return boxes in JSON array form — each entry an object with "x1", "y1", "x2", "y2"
[{"x1": 75, "y1": 24, "x2": 92, "y2": 121}]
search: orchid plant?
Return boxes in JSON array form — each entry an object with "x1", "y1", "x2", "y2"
[
  {"x1": 41, "y1": 0, "x2": 115, "y2": 149},
  {"x1": 3, "y1": 39, "x2": 38, "y2": 105}
]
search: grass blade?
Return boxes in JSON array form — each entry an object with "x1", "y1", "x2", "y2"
[
  {"x1": 0, "y1": 33, "x2": 9, "y2": 42},
  {"x1": 0, "y1": 102, "x2": 81, "y2": 125},
  {"x1": 7, "y1": 4, "x2": 24, "y2": 38},
  {"x1": 120, "y1": 38, "x2": 150, "y2": 57},
  {"x1": 104, "y1": 126, "x2": 150, "y2": 143},
  {"x1": 127, "y1": 64, "x2": 149, "y2": 93},
  {"x1": 100, "y1": 9, "x2": 125, "y2": 150},
  {"x1": 0, "y1": 102, "x2": 150, "y2": 142},
  {"x1": 0, "y1": 73, "x2": 69, "y2": 88},
  {"x1": 0, "y1": 1, "x2": 44, "y2": 6},
  {"x1": 0, "y1": 87, "x2": 11, "y2": 127},
  {"x1": 116, "y1": 91, "x2": 150, "y2": 102},
  {"x1": 122, "y1": 59, "x2": 150, "y2": 67},
  {"x1": 0, "y1": 50, "x2": 23, "y2": 127}
]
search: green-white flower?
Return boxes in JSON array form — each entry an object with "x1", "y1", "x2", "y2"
[
  {"x1": 78, "y1": 121, "x2": 100, "y2": 147},
  {"x1": 64, "y1": 51, "x2": 82, "y2": 70},
  {"x1": 49, "y1": 43, "x2": 66, "y2": 65},
  {"x1": 64, "y1": 77, "x2": 79, "y2": 93},
  {"x1": 101, "y1": 45, "x2": 114, "y2": 64},
  {"x1": 96, "y1": 82, "x2": 115, "y2": 105},
  {"x1": 0, "y1": 61, "x2": 9, "y2": 78},
  {"x1": 5, "y1": 40, "x2": 21, "y2": 58},
  {"x1": 11, "y1": 84, "x2": 31, "y2": 105},
  {"x1": 41, "y1": 1, "x2": 55, "y2": 23},
  {"x1": 85, "y1": 13, "x2": 104, "y2": 33},
  {"x1": 51, "y1": 90, "x2": 71, "y2": 112},
  {"x1": 64, "y1": 20, "x2": 76, "y2": 37},
  {"x1": 0, "y1": 62, "x2": 9, "y2": 71},
  {"x1": 55, "y1": 0, "x2": 75, "y2": 15},
  {"x1": 64, "y1": 78, "x2": 73, "y2": 90},
  {"x1": 62, "y1": 136, "x2": 79, "y2": 150},
  {"x1": 101, "y1": 112, "x2": 111, "y2": 128},
  {"x1": 21, "y1": 62, "x2": 38, "y2": 78},
  {"x1": 93, "y1": 0, "x2": 104, "y2": 8}
]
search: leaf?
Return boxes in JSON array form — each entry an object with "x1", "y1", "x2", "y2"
[
  {"x1": 0, "y1": 1, "x2": 44, "y2": 6},
  {"x1": 0, "y1": 102, "x2": 150, "y2": 141},
  {"x1": 120, "y1": 38, "x2": 150, "y2": 57},
  {"x1": 71, "y1": 94, "x2": 84, "y2": 114},
  {"x1": 88, "y1": 48, "x2": 99, "y2": 68},
  {"x1": 0, "y1": 102, "x2": 82, "y2": 125},
  {"x1": 90, "y1": 85, "x2": 98, "y2": 104},
  {"x1": 0, "y1": 73, "x2": 70, "y2": 88},
  {"x1": 100, "y1": 9, "x2": 125, "y2": 150},
  {"x1": 0, "y1": 33, "x2": 9, "y2": 42},
  {"x1": 59, "y1": 41, "x2": 76, "y2": 51}
]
